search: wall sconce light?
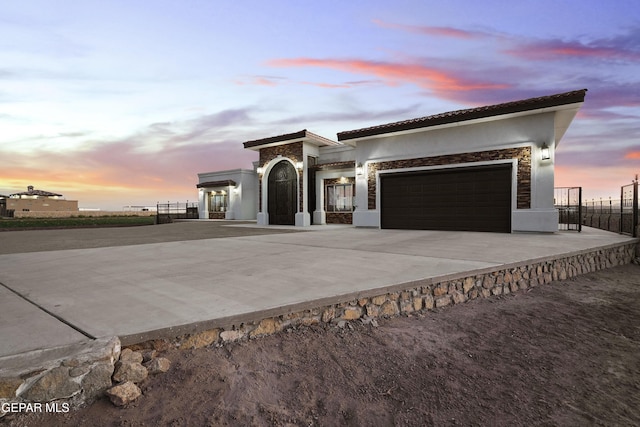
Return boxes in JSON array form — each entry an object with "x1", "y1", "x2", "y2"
[
  {"x1": 541, "y1": 143, "x2": 550, "y2": 160},
  {"x1": 356, "y1": 163, "x2": 364, "y2": 176},
  {"x1": 296, "y1": 161, "x2": 304, "y2": 170},
  {"x1": 233, "y1": 187, "x2": 239, "y2": 195},
  {"x1": 256, "y1": 167, "x2": 264, "y2": 175}
]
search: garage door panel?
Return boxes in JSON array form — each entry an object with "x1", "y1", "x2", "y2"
[{"x1": 381, "y1": 165, "x2": 512, "y2": 232}]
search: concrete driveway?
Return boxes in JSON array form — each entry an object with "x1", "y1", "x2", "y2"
[{"x1": 0, "y1": 222, "x2": 635, "y2": 358}]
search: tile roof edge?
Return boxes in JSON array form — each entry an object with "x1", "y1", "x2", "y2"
[
  {"x1": 243, "y1": 129, "x2": 339, "y2": 149},
  {"x1": 337, "y1": 89, "x2": 587, "y2": 141}
]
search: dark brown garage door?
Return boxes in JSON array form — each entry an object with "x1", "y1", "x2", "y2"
[{"x1": 380, "y1": 164, "x2": 512, "y2": 232}]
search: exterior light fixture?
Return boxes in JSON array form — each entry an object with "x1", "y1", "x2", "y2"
[
  {"x1": 296, "y1": 161, "x2": 304, "y2": 170},
  {"x1": 541, "y1": 143, "x2": 550, "y2": 160},
  {"x1": 356, "y1": 163, "x2": 364, "y2": 176},
  {"x1": 233, "y1": 187, "x2": 239, "y2": 195},
  {"x1": 256, "y1": 167, "x2": 264, "y2": 175}
]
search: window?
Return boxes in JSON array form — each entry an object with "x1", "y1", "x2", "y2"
[
  {"x1": 325, "y1": 184, "x2": 354, "y2": 212},
  {"x1": 209, "y1": 191, "x2": 227, "y2": 212}
]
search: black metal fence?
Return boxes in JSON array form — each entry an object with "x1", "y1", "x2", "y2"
[
  {"x1": 156, "y1": 202, "x2": 199, "y2": 224},
  {"x1": 621, "y1": 182, "x2": 639, "y2": 236},
  {"x1": 554, "y1": 187, "x2": 582, "y2": 231},
  {"x1": 581, "y1": 181, "x2": 638, "y2": 237}
]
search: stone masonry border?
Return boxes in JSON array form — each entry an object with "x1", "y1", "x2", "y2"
[
  {"x1": 139, "y1": 240, "x2": 636, "y2": 348},
  {"x1": 1, "y1": 240, "x2": 636, "y2": 413}
]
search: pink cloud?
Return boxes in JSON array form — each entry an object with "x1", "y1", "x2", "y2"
[
  {"x1": 625, "y1": 151, "x2": 640, "y2": 160},
  {"x1": 555, "y1": 164, "x2": 638, "y2": 200},
  {"x1": 504, "y1": 27, "x2": 640, "y2": 62},
  {"x1": 301, "y1": 81, "x2": 352, "y2": 89},
  {"x1": 506, "y1": 41, "x2": 639, "y2": 61},
  {"x1": 0, "y1": 109, "x2": 260, "y2": 209},
  {"x1": 253, "y1": 77, "x2": 278, "y2": 86},
  {"x1": 0, "y1": 141, "x2": 256, "y2": 203},
  {"x1": 372, "y1": 19, "x2": 487, "y2": 39},
  {"x1": 235, "y1": 76, "x2": 283, "y2": 87},
  {"x1": 267, "y1": 57, "x2": 509, "y2": 96}
]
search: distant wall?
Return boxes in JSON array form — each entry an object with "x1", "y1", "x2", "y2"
[
  {"x1": 13, "y1": 211, "x2": 156, "y2": 218},
  {"x1": 6, "y1": 199, "x2": 78, "y2": 212}
]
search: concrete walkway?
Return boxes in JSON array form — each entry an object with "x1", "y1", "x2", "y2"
[{"x1": 0, "y1": 224, "x2": 635, "y2": 360}]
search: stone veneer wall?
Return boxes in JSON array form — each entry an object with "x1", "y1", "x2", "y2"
[
  {"x1": 170, "y1": 242, "x2": 635, "y2": 348},
  {"x1": 326, "y1": 212, "x2": 353, "y2": 224},
  {"x1": 0, "y1": 338, "x2": 121, "y2": 414},
  {"x1": 367, "y1": 147, "x2": 531, "y2": 210},
  {"x1": 258, "y1": 143, "x2": 304, "y2": 212}
]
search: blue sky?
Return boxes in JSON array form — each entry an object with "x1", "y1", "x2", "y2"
[{"x1": 1, "y1": 0, "x2": 639, "y2": 209}]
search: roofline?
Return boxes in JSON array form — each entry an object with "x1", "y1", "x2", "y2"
[
  {"x1": 197, "y1": 168, "x2": 255, "y2": 177},
  {"x1": 196, "y1": 180, "x2": 237, "y2": 188},
  {"x1": 337, "y1": 89, "x2": 587, "y2": 142},
  {"x1": 243, "y1": 129, "x2": 340, "y2": 150},
  {"x1": 9, "y1": 191, "x2": 64, "y2": 197}
]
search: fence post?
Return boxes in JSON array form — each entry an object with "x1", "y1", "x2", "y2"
[
  {"x1": 619, "y1": 187, "x2": 622, "y2": 234},
  {"x1": 578, "y1": 187, "x2": 582, "y2": 232},
  {"x1": 634, "y1": 180, "x2": 638, "y2": 238}
]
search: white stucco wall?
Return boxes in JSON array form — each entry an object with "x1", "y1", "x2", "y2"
[
  {"x1": 318, "y1": 145, "x2": 356, "y2": 163},
  {"x1": 197, "y1": 169, "x2": 258, "y2": 220},
  {"x1": 351, "y1": 112, "x2": 559, "y2": 232}
]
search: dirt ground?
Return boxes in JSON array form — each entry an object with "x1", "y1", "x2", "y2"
[{"x1": 4, "y1": 262, "x2": 639, "y2": 427}]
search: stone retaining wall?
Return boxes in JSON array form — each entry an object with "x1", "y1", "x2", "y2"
[
  {"x1": 1, "y1": 241, "x2": 636, "y2": 413},
  {"x1": 0, "y1": 338, "x2": 120, "y2": 417},
  {"x1": 172, "y1": 242, "x2": 636, "y2": 348}
]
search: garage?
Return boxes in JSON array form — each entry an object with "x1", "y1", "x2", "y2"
[{"x1": 380, "y1": 164, "x2": 512, "y2": 232}]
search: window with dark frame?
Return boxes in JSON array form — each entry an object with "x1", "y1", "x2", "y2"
[
  {"x1": 209, "y1": 191, "x2": 227, "y2": 212},
  {"x1": 325, "y1": 183, "x2": 354, "y2": 212}
]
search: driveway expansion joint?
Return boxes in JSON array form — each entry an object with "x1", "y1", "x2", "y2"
[{"x1": 0, "y1": 281, "x2": 96, "y2": 340}]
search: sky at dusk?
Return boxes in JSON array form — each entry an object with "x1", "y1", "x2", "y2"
[{"x1": 1, "y1": 1, "x2": 639, "y2": 210}]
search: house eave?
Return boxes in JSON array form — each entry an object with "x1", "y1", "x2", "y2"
[
  {"x1": 340, "y1": 102, "x2": 584, "y2": 145},
  {"x1": 243, "y1": 129, "x2": 340, "y2": 150},
  {"x1": 338, "y1": 89, "x2": 587, "y2": 143}
]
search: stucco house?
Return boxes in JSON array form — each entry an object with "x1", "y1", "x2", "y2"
[
  {"x1": 197, "y1": 89, "x2": 586, "y2": 233},
  {"x1": 196, "y1": 169, "x2": 258, "y2": 220},
  {"x1": 6, "y1": 186, "x2": 78, "y2": 213}
]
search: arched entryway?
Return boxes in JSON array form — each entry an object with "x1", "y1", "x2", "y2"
[{"x1": 268, "y1": 160, "x2": 297, "y2": 225}]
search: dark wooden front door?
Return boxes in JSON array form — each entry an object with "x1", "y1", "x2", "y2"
[
  {"x1": 380, "y1": 164, "x2": 512, "y2": 233},
  {"x1": 268, "y1": 160, "x2": 297, "y2": 225}
]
